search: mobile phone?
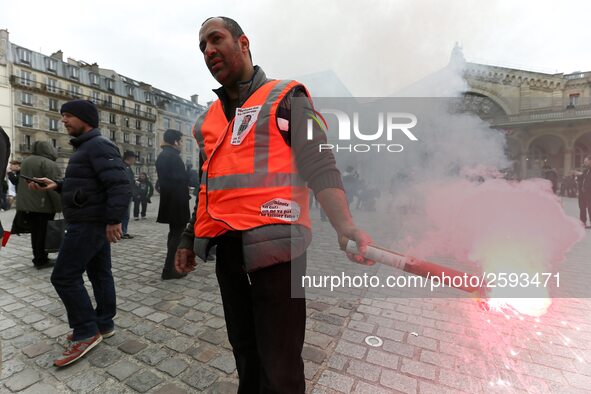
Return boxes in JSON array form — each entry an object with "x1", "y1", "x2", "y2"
[{"x1": 20, "y1": 175, "x2": 48, "y2": 186}]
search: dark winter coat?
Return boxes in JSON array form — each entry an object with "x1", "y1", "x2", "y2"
[
  {"x1": 59, "y1": 129, "x2": 131, "y2": 224},
  {"x1": 16, "y1": 141, "x2": 62, "y2": 213},
  {"x1": 0, "y1": 127, "x2": 9, "y2": 235},
  {"x1": 156, "y1": 145, "x2": 190, "y2": 225}
]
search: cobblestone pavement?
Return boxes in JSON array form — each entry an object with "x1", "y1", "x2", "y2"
[{"x1": 1, "y1": 195, "x2": 590, "y2": 393}]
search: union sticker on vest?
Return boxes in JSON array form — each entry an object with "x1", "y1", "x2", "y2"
[
  {"x1": 232, "y1": 105, "x2": 262, "y2": 145},
  {"x1": 260, "y1": 198, "x2": 301, "y2": 222}
]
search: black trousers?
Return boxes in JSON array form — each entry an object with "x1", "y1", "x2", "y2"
[
  {"x1": 215, "y1": 235, "x2": 306, "y2": 394},
  {"x1": 133, "y1": 196, "x2": 148, "y2": 218},
  {"x1": 579, "y1": 193, "x2": 591, "y2": 225},
  {"x1": 163, "y1": 223, "x2": 185, "y2": 274},
  {"x1": 24, "y1": 211, "x2": 55, "y2": 266}
]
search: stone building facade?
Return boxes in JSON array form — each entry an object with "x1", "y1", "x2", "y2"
[{"x1": 0, "y1": 29, "x2": 205, "y2": 178}]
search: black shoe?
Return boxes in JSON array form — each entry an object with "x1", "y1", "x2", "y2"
[
  {"x1": 134, "y1": 217, "x2": 139, "y2": 221},
  {"x1": 34, "y1": 259, "x2": 55, "y2": 270},
  {"x1": 121, "y1": 234, "x2": 134, "y2": 239},
  {"x1": 161, "y1": 271, "x2": 187, "y2": 280}
]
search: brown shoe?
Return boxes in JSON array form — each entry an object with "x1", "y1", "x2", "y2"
[{"x1": 54, "y1": 333, "x2": 102, "y2": 367}]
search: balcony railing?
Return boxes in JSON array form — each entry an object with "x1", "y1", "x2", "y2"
[
  {"x1": 493, "y1": 103, "x2": 591, "y2": 125},
  {"x1": 10, "y1": 75, "x2": 157, "y2": 122}
]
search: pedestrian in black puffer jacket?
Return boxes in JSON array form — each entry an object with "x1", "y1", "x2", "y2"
[{"x1": 60, "y1": 129, "x2": 131, "y2": 224}]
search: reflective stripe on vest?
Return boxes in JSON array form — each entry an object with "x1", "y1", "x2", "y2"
[{"x1": 194, "y1": 79, "x2": 311, "y2": 237}]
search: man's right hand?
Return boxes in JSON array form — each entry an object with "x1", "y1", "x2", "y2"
[
  {"x1": 28, "y1": 177, "x2": 57, "y2": 191},
  {"x1": 175, "y1": 248, "x2": 197, "y2": 273}
]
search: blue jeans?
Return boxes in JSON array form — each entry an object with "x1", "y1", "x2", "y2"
[
  {"x1": 121, "y1": 199, "x2": 131, "y2": 235},
  {"x1": 51, "y1": 222, "x2": 116, "y2": 340}
]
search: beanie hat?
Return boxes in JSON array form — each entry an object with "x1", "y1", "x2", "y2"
[{"x1": 60, "y1": 100, "x2": 99, "y2": 128}]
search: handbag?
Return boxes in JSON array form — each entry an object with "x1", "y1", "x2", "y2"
[
  {"x1": 45, "y1": 214, "x2": 66, "y2": 253},
  {"x1": 11, "y1": 210, "x2": 32, "y2": 235}
]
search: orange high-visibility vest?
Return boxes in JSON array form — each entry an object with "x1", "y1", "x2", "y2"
[{"x1": 192, "y1": 79, "x2": 311, "y2": 238}]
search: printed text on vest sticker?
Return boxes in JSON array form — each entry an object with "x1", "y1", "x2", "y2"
[{"x1": 260, "y1": 198, "x2": 301, "y2": 222}]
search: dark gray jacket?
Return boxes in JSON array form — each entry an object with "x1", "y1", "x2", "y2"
[{"x1": 16, "y1": 141, "x2": 62, "y2": 213}]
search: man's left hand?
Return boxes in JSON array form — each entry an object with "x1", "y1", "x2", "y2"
[
  {"x1": 106, "y1": 224, "x2": 123, "y2": 243},
  {"x1": 338, "y1": 226, "x2": 374, "y2": 265}
]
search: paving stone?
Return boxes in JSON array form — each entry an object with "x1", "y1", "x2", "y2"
[
  {"x1": 4, "y1": 368, "x2": 40, "y2": 391},
  {"x1": 19, "y1": 382, "x2": 61, "y2": 394},
  {"x1": 302, "y1": 346, "x2": 327, "y2": 364},
  {"x1": 162, "y1": 317, "x2": 185, "y2": 330},
  {"x1": 210, "y1": 353, "x2": 236, "y2": 374},
  {"x1": 1, "y1": 357, "x2": 26, "y2": 379},
  {"x1": 0, "y1": 318, "x2": 17, "y2": 331},
  {"x1": 178, "y1": 322, "x2": 202, "y2": 336},
  {"x1": 354, "y1": 381, "x2": 392, "y2": 394},
  {"x1": 146, "y1": 312, "x2": 168, "y2": 323},
  {"x1": 87, "y1": 346, "x2": 122, "y2": 367},
  {"x1": 43, "y1": 324, "x2": 70, "y2": 339},
  {"x1": 207, "y1": 381, "x2": 239, "y2": 394},
  {"x1": 199, "y1": 329, "x2": 226, "y2": 345},
  {"x1": 126, "y1": 370, "x2": 163, "y2": 393},
  {"x1": 152, "y1": 383, "x2": 189, "y2": 394},
  {"x1": 156, "y1": 358, "x2": 188, "y2": 377},
  {"x1": 181, "y1": 365, "x2": 219, "y2": 390},
  {"x1": 317, "y1": 370, "x2": 355, "y2": 393},
  {"x1": 65, "y1": 370, "x2": 106, "y2": 392},
  {"x1": 335, "y1": 340, "x2": 367, "y2": 359},
  {"x1": 1, "y1": 326, "x2": 24, "y2": 339},
  {"x1": 21, "y1": 313, "x2": 45, "y2": 324},
  {"x1": 380, "y1": 369, "x2": 418, "y2": 393},
  {"x1": 304, "y1": 361, "x2": 321, "y2": 380},
  {"x1": 347, "y1": 359, "x2": 381, "y2": 382},
  {"x1": 106, "y1": 360, "x2": 141, "y2": 381},
  {"x1": 145, "y1": 328, "x2": 176, "y2": 342},
  {"x1": 306, "y1": 332, "x2": 334, "y2": 349},
  {"x1": 129, "y1": 322, "x2": 156, "y2": 336},
  {"x1": 136, "y1": 348, "x2": 170, "y2": 365},
  {"x1": 51, "y1": 359, "x2": 91, "y2": 381},
  {"x1": 22, "y1": 342, "x2": 53, "y2": 358},
  {"x1": 401, "y1": 358, "x2": 437, "y2": 380},
  {"x1": 118, "y1": 339, "x2": 148, "y2": 354},
  {"x1": 188, "y1": 345, "x2": 219, "y2": 363},
  {"x1": 165, "y1": 336, "x2": 193, "y2": 352}
]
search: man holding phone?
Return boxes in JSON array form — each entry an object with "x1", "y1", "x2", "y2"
[
  {"x1": 30, "y1": 100, "x2": 131, "y2": 367},
  {"x1": 16, "y1": 141, "x2": 61, "y2": 269}
]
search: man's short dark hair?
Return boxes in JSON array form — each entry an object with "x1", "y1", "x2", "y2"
[
  {"x1": 123, "y1": 151, "x2": 136, "y2": 160},
  {"x1": 201, "y1": 16, "x2": 252, "y2": 61},
  {"x1": 163, "y1": 129, "x2": 183, "y2": 144},
  {"x1": 202, "y1": 16, "x2": 244, "y2": 39}
]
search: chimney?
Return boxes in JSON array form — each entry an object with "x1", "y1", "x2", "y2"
[
  {"x1": 0, "y1": 29, "x2": 8, "y2": 66},
  {"x1": 50, "y1": 50, "x2": 63, "y2": 61},
  {"x1": 190, "y1": 94, "x2": 199, "y2": 105}
]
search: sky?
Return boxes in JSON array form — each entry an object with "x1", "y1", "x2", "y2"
[{"x1": 2, "y1": 0, "x2": 591, "y2": 103}]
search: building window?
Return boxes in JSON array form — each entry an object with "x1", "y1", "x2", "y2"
[
  {"x1": 176, "y1": 121, "x2": 182, "y2": 131},
  {"x1": 145, "y1": 92, "x2": 152, "y2": 103},
  {"x1": 109, "y1": 113, "x2": 116, "y2": 124},
  {"x1": 147, "y1": 107, "x2": 152, "y2": 115},
  {"x1": 107, "y1": 79, "x2": 114, "y2": 91},
  {"x1": 69, "y1": 84, "x2": 81, "y2": 98},
  {"x1": 147, "y1": 123, "x2": 153, "y2": 132},
  {"x1": 49, "y1": 118, "x2": 59, "y2": 131},
  {"x1": 69, "y1": 66, "x2": 79, "y2": 79},
  {"x1": 124, "y1": 117, "x2": 130, "y2": 128},
  {"x1": 49, "y1": 98, "x2": 58, "y2": 111},
  {"x1": 47, "y1": 58, "x2": 57, "y2": 72},
  {"x1": 20, "y1": 70, "x2": 32, "y2": 86},
  {"x1": 163, "y1": 117, "x2": 170, "y2": 129},
  {"x1": 135, "y1": 135, "x2": 141, "y2": 145},
  {"x1": 47, "y1": 78, "x2": 58, "y2": 93},
  {"x1": 148, "y1": 137, "x2": 153, "y2": 147},
  {"x1": 568, "y1": 93, "x2": 580, "y2": 108},
  {"x1": 110, "y1": 130, "x2": 116, "y2": 141},
  {"x1": 21, "y1": 113, "x2": 33, "y2": 127},
  {"x1": 121, "y1": 99, "x2": 126, "y2": 109},
  {"x1": 124, "y1": 133, "x2": 130, "y2": 143},
  {"x1": 92, "y1": 91, "x2": 100, "y2": 103},
  {"x1": 21, "y1": 92, "x2": 32, "y2": 106},
  {"x1": 18, "y1": 48, "x2": 32, "y2": 63},
  {"x1": 105, "y1": 95, "x2": 113, "y2": 108},
  {"x1": 90, "y1": 73, "x2": 100, "y2": 86},
  {"x1": 135, "y1": 119, "x2": 141, "y2": 130},
  {"x1": 51, "y1": 138, "x2": 57, "y2": 148},
  {"x1": 23, "y1": 135, "x2": 32, "y2": 150},
  {"x1": 127, "y1": 86, "x2": 134, "y2": 97},
  {"x1": 134, "y1": 103, "x2": 141, "y2": 115}
]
